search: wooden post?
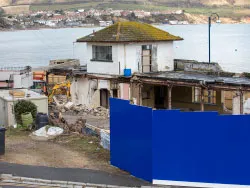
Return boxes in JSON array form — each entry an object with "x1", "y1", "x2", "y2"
[
  {"x1": 168, "y1": 85, "x2": 173, "y2": 110},
  {"x1": 240, "y1": 91, "x2": 244, "y2": 114},
  {"x1": 200, "y1": 88, "x2": 204, "y2": 111}
]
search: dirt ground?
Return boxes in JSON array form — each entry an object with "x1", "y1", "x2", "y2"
[{"x1": 0, "y1": 128, "x2": 123, "y2": 175}]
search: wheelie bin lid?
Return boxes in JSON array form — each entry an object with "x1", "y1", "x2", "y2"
[{"x1": 0, "y1": 127, "x2": 6, "y2": 131}]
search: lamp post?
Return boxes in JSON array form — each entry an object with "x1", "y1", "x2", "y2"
[{"x1": 208, "y1": 13, "x2": 220, "y2": 63}]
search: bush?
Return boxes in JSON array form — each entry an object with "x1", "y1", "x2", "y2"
[{"x1": 14, "y1": 100, "x2": 37, "y2": 125}]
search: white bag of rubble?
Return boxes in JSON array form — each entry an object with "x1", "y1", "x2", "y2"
[
  {"x1": 32, "y1": 126, "x2": 63, "y2": 138},
  {"x1": 47, "y1": 127, "x2": 64, "y2": 136},
  {"x1": 243, "y1": 98, "x2": 250, "y2": 114},
  {"x1": 100, "y1": 130, "x2": 110, "y2": 150},
  {"x1": 33, "y1": 126, "x2": 48, "y2": 137}
]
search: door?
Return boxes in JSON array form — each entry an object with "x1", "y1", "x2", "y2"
[
  {"x1": 142, "y1": 49, "x2": 152, "y2": 73},
  {"x1": 154, "y1": 86, "x2": 165, "y2": 109},
  {"x1": 100, "y1": 89, "x2": 109, "y2": 108}
]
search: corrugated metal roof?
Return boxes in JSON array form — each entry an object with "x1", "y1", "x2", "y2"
[{"x1": 138, "y1": 71, "x2": 250, "y2": 86}]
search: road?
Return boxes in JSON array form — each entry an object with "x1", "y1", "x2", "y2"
[{"x1": 0, "y1": 162, "x2": 148, "y2": 187}]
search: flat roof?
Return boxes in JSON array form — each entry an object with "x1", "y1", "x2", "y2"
[
  {"x1": 136, "y1": 71, "x2": 250, "y2": 87},
  {"x1": 0, "y1": 89, "x2": 47, "y2": 102}
]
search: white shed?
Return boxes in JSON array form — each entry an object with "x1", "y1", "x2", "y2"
[{"x1": 0, "y1": 89, "x2": 48, "y2": 127}]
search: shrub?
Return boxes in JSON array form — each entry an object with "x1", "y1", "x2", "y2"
[{"x1": 14, "y1": 100, "x2": 37, "y2": 125}]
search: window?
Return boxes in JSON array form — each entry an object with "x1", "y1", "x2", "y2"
[
  {"x1": 193, "y1": 87, "x2": 216, "y2": 104},
  {"x1": 92, "y1": 45, "x2": 112, "y2": 62}
]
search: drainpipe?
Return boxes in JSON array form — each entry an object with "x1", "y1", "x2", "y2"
[{"x1": 124, "y1": 44, "x2": 126, "y2": 72}]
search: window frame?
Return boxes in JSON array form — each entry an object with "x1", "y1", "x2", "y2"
[
  {"x1": 91, "y1": 45, "x2": 113, "y2": 62},
  {"x1": 192, "y1": 87, "x2": 216, "y2": 105}
]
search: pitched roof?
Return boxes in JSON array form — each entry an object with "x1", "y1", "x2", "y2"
[{"x1": 76, "y1": 21, "x2": 183, "y2": 43}]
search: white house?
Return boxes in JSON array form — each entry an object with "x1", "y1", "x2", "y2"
[{"x1": 71, "y1": 21, "x2": 182, "y2": 108}]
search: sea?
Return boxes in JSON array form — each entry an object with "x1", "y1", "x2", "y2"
[{"x1": 0, "y1": 24, "x2": 249, "y2": 73}]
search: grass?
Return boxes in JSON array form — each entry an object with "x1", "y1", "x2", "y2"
[
  {"x1": 184, "y1": 7, "x2": 250, "y2": 18},
  {"x1": 30, "y1": 2, "x2": 250, "y2": 19},
  {"x1": 5, "y1": 127, "x2": 109, "y2": 163},
  {"x1": 52, "y1": 134, "x2": 110, "y2": 163},
  {"x1": 5, "y1": 127, "x2": 30, "y2": 137}
]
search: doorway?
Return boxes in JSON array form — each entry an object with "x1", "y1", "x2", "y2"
[
  {"x1": 100, "y1": 89, "x2": 109, "y2": 108},
  {"x1": 154, "y1": 86, "x2": 165, "y2": 109},
  {"x1": 142, "y1": 45, "x2": 152, "y2": 73}
]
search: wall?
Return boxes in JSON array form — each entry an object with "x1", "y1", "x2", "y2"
[
  {"x1": 172, "y1": 86, "x2": 223, "y2": 112},
  {"x1": 110, "y1": 98, "x2": 152, "y2": 181},
  {"x1": 174, "y1": 59, "x2": 222, "y2": 72},
  {"x1": 71, "y1": 77, "x2": 113, "y2": 107},
  {"x1": 110, "y1": 98, "x2": 250, "y2": 187},
  {"x1": 140, "y1": 85, "x2": 223, "y2": 112},
  {"x1": 86, "y1": 41, "x2": 174, "y2": 75},
  {"x1": 86, "y1": 43, "x2": 120, "y2": 75},
  {"x1": 0, "y1": 98, "x2": 7, "y2": 126},
  {"x1": 71, "y1": 77, "x2": 98, "y2": 107},
  {"x1": 141, "y1": 84, "x2": 155, "y2": 108}
]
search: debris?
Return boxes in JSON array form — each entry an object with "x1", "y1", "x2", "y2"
[
  {"x1": 49, "y1": 114, "x2": 86, "y2": 134},
  {"x1": 100, "y1": 130, "x2": 110, "y2": 150},
  {"x1": 31, "y1": 126, "x2": 63, "y2": 139},
  {"x1": 64, "y1": 101, "x2": 74, "y2": 110}
]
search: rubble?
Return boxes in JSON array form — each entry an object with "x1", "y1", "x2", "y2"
[
  {"x1": 48, "y1": 96, "x2": 109, "y2": 134},
  {"x1": 50, "y1": 96, "x2": 109, "y2": 118}
]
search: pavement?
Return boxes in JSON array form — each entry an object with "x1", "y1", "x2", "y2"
[{"x1": 0, "y1": 162, "x2": 148, "y2": 187}]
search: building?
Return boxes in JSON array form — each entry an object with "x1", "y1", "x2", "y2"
[
  {"x1": 71, "y1": 21, "x2": 250, "y2": 114},
  {"x1": 0, "y1": 89, "x2": 48, "y2": 127},
  {"x1": 71, "y1": 21, "x2": 182, "y2": 108},
  {"x1": 0, "y1": 66, "x2": 33, "y2": 89}
]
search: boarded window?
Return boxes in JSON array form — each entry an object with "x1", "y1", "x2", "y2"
[
  {"x1": 193, "y1": 87, "x2": 216, "y2": 104},
  {"x1": 92, "y1": 46, "x2": 112, "y2": 61}
]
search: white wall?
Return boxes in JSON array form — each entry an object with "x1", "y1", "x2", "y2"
[
  {"x1": 87, "y1": 43, "x2": 120, "y2": 75},
  {"x1": 157, "y1": 42, "x2": 174, "y2": 71},
  {"x1": 86, "y1": 41, "x2": 174, "y2": 75},
  {"x1": 71, "y1": 77, "x2": 100, "y2": 107},
  {"x1": 71, "y1": 77, "x2": 114, "y2": 107}
]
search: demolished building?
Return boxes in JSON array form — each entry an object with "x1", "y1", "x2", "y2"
[{"x1": 71, "y1": 21, "x2": 250, "y2": 114}]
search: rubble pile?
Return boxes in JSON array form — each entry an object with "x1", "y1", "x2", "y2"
[
  {"x1": 49, "y1": 113, "x2": 86, "y2": 134},
  {"x1": 50, "y1": 96, "x2": 109, "y2": 118},
  {"x1": 71, "y1": 105, "x2": 109, "y2": 118}
]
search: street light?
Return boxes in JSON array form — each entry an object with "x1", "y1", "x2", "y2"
[{"x1": 208, "y1": 13, "x2": 220, "y2": 63}]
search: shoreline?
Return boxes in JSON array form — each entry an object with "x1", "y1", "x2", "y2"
[{"x1": 0, "y1": 22, "x2": 249, "y2": 32}]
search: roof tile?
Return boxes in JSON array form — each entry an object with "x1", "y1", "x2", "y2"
[{"x1": 76, "y1": 21, "x2": 183, "y2": 43}]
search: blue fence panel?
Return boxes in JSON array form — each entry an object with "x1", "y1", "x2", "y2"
[
  {"x1": 110, "y1": 98, "x2": 153, "y2": 181},
  {"x1": 152, "y1": 110, "x2": 250, "y2": 186}
]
